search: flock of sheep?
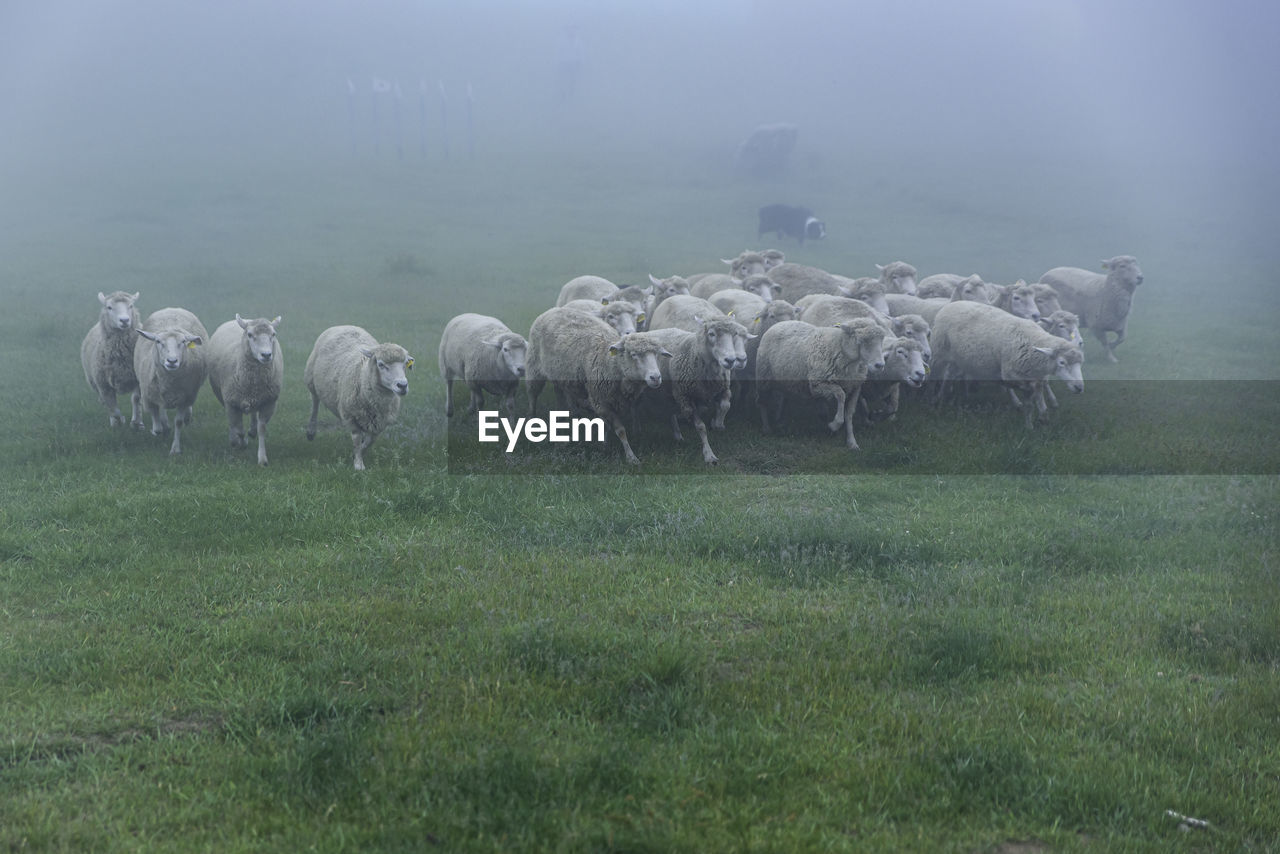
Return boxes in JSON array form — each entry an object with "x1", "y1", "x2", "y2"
[
  {"x1": 438, "y1": 250, "x2": 1145, "y2": 466},
  {"x1": 80, "y1": 250, "x2": 1143, "y2": 469}
]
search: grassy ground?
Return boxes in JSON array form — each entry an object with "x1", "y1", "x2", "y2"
[{"x1": 1, "y1": 143, "x2": 1277, "y2": 851}]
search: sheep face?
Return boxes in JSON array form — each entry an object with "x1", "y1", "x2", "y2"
[
  {"x1": 1007, "y1": 282, "x2": 1041, "y2": 322},
  {"x1": 361, "y1": 346, "x2": 412, "y2": 396},
  {"x1": 876, "y1": 338, "x2": 928, "y2": 387},
  {"x1": 761, "y1": 250, "x2": 785, "y2": 270},
  {"x1": 647, "y1": 274, "x2": 691, "y2": 300},
  {"x1": 840, "y1": 282, "x2": 890, "y2": 315},
  {"x1": 727, "y1": 253, "x2": 767, "y2": 279},
  {"x1": 1039, "y1": 344, "x2": 1084, "y2": 393},
  {"x1": 138, "y1": 328, "x2": 202, "y2": 372},
  {"x1": 236, "y1": 314, "x2": 281, "y2": 364},
  {"x1": 1040, "y1": 311, "x2": 1083, "y2": 347},
  {"x1": 755, "y1": 301, "x2": 797, "y2": 333},
  {"x1": 609, "y1": 339, "x2": 667, "y2": 388},
  {"x1": 1103, "y1": 255, "x2": 1144, "y2": 289},
  {"x1": 838, "y1": 320, "x2": 886, "y2": 373},
  {"x1": 952, "y1": 276, "x2": 990, "y2": 304},
  {"x1": 890, "y1": 315, "x2": 932, "y2": 363},
  {"x1": 487, "y1": 335, "x2": 527, "y2": 378},
  {"x1": 99, "y1": 291, "x2": 139, "y2": 331},
  {"x1": 740, "y1": 274, "x2": 776, "y2": 303},
  {"x1": 1031, "y1": 284, "x2": 1062, "y2": 316},
  {"x1": 878, "y1": 263, "x2": 918, "y2": 296},
  {"x1": 696, "y1": 318, "x2": 741, "y2": 371},
  {"x1": 602, "y1": 304, "x2": 639, "y2": 336}
]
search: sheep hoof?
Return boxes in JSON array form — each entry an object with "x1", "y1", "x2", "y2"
[{"x1": 827, "y1": 419, "x2": 842, "y2": 433}]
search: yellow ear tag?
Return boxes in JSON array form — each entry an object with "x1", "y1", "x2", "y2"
[
  {"x1": 608, "y1": 345, "x2": 622, "y2": 356},
  {"x1": 637, "y1": 314, "x2": 646, "y2": 324},
  {"x1": 726, "y1": 310, "x2": 735, "y2": 317},
  {"x1": 405, "y1": 357, "x2": 415, "y2": 369},
  {"x1": 187, "y1": 341, "x2": 197, "y2": 350}
]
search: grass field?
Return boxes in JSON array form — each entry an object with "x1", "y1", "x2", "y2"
[{"x1": 1, "y1": 141, "x2": 1278, "y2": 852}]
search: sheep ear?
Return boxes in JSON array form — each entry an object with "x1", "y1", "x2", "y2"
[
  {"x1": 876, "y1": 264, "x2": 886, "y2": 272},
  {"x1": 98, "y1": 292, "x2": 108, "y2": 305},
  {"x1": 730, "y1": 277, "x2": 743, "y2": 286},
  {"x1": 636, "y1": 312, "x2": 647, "y2": 324},
  {"x1": 186, "y1": 336, "x2": 203, "y2": 348},
  {"x1": 745, "y1": 332, "x2": 758, "y2": 341},
  {"x1": 648, "y1": 273, "x2": 663, "y2": 287},
  {"x1": 236, "y1": 313, "x2": 248, "y2": 328},
  {"x1": 836, "y1": 284, "x2": 851, "y2": 296},
  {"x1": 360, "y1": 346, "x2": 375, "y2": 359},
  {"x1": 693, "y1": 314, "x2": 706, "y2": 326},
  {"x1": 659, "y1": 348, "x2": 674, "y2": 358},
  {"x1": 271, "y1": 316, "x2": 282, "y2": 327},
  {"x1": 771, "y1": 283, "x2": 782, "y2": 293},
  {"x1": 130, "y1": 292, "x2": 140, "y2": 302},
  {"x1": 405, "y1": 357, "x2": 415, "y2": 369},
  {"x1": 1034, "y1": 346, "x2": 1054, "y2": 355},
  {"x1": 600, "y1": 297, "x2": 610, "y2": 305},
  {"x1": 481, "y1": 338, "x2": 502, "y2": 348},
  {"x1": 138, "y1": 329, "x2": 158, "y2": 341},
  {"x1": 752, "y1": 313, "x2": 763, "y2": 324},
  {"x1": 608, "y1": 341, "x2": 624, "y2": 356},
  {"x1": 1014, "y1": 279, "x2": 1027, "y2": 286},
  {"x1": 720, "y1": 258, "x2": 734, "y2": 266},
  {"x1": 1100, "y1": 259, "x2": 1111, "y2": 270}
]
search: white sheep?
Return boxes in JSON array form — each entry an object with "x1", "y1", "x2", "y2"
[
  {"x1": 760, "y1": 249, "x2": 786, "y2": 270},
  {"x1": 438, "y1": 313, "x2": 527, "y2": 418},
  {"x1": 987, "y1": 280, "x2": 1043, "y2": 322},
  {"x1": 647, "y1": 294, "x2": 726, "y2": 333},
  {"x1": 560, "y1": 299, "x2": 641, "y2": 336},
  {"x1": 754, "y1": 318, "x2": 887, "y2": 450},
  {"x1": 884, "y1": 294, "x2": 951, "y2": 325},
  {"x1": 524, "y1": 307, "x2": 671, "y2": 464},
  {"x1": 206, "y1": 314, "x2": 283, "y2": 466},
  {"x1": 766, "y1": 262, "x2": 849, "y2": 303},
  {"x1": 133, "y1": 307, "x2": 209, "y2": 455},
  {"x1": 793, "y1": 294, "x2": 931, "y2": 362},
  {"x1": 304, "y1": 325, "x2": 414, "y2": 470},
  {"x1": 859, "y1": 335, "x2": 929, "y2": 422},
  {"x1": 1038, "y1": 255, "x2": 1144, "y2": 362},
  {"x1": 81, "y1": 290, "x2": 143, "y2": 429},
  {"x1": 642, "y1": 315, "x2": 750, "y2": 464},
  {"x1": 555, "y1": 276, "x2": 650, "y2": 315},
  {"x1": 645, "y1": 274, "x2": 692, "y2": 323},
  {"x1": 1031, "y1": 282, "x2": 1063, "y2": 317},
  {"x1": 876, "y1": 261, "x2": 919, "y2": 295},
  {"x1": 930, "y1": 300, "x2": 1084, "y2": 428},
  {"x1": 689, "y1": 273, "x2": 778, "y2": 302},
  {"x1": 1033, "y1": 310, "x2": 1083, "y2": 409}
]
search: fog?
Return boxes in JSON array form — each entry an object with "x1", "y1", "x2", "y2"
[{"x1": 3, "y1": 0, "x2": 1278, "y2": 264}]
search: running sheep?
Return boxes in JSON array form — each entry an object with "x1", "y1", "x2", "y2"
[
  {"x1": 754, "y1": 318, "x2": 887, "y2": 450},
  {"x1": 556, "y1": 276, "x2": 650, "y2": 316},
  {"x1": 1038, "y1": 255, "x2": 1144, "y2": 362},
  {"x1": 794, "y1": 294, "x2": 931, "y2": 362},
  {"x1": 133, "y1": 307, "x2": 209, "y2": 455},
  {"x1": 206, "y1": 314, "x2": 283, "y2": 466},
  {"x1": 642, "y1": 315, "x2": 751, "y2": 464},
  {"x1": 987, "y1": 280, "x2": 1042, "y2": 322},
  {"x1": 930, "y1": 300, "x2": 1083, "y2": 428},
  {"x1": 81, "y1": 290, "x2": 143, "y2": 429},
  {"x1": 305, "y1": 325, "x2": 414, "y2": 470},
  {"x1": 438, "y1": 313, "x2": 527, "y2": 418},
  {"x1": 524, "y1": 307, "x2": 671, "y2": 464},
  {"x1": 560, "y1": 299, "x2": 641, "y2": 336}
]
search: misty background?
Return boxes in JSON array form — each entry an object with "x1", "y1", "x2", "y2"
[{"x1": 2, "y1": 0, "x2": 1278, "y2": 303}]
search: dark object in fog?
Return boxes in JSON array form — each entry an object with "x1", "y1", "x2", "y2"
[
  {"x1": 758, "y1": 204, "x2": 826, "y2": 245},
  {"x1": 736, "y1": 123, "x2": 797, "y2": 175}
]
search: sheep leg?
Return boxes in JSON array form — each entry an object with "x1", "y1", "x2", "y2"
[
  {"x1": 169, "y1": 413, "x2": 183, "y2": 455},
  {"x1": 129, "y1": 390, "x2": 144, "y2": 430},
  {"x1": 1096, "y1": 328, "x2": 1119, "y2": 363},
  {"x1": 690, "y1": 410, "x2": 718, "y2": 465},
  {"x1": 610, "y1": 417, "x2": 641, "y2": 465},
  {"x1": 226, "y1": 407, "x2": 247, "y2": 449},
  {"x1": 467, "y1": 381, "x2": 485, "y2": 415},
  {"x1": 526, "y1": 376, "x2": 545, "y2": 416},
  {"x1": 306, "y1": 393, "x2": 320, "y2": 440},
  {"x1": 148, "y1": 402, "x2": 169, "y2": 437},
  {"x1": 443, "y1": 374, "x2": 455, "y2": 418},
  {"x1": 176, "y1": 406, "x2": 194, "y2": 428},
  {"x1": 100, "y1": 389, "x2": 123, "y2": 427},
  {"x1": 1007, "y1": 386, "x2": 1025, "y2": 408},
  {"x1": 255, "y1": 402, "x2": 275, "y2": 466},
  {"x1": 812, "y1": 382, "x2": 846, "y2": 433},
  {"x1": 1043, "y1": 382, "x2": 1059, "y2": 409},
  {"x1": 711, "y1": 390, "x2": 731, "y2": 430},
  {"x1": 669, "y1": 413, "x2": 685, "y2": 442},
  {"x1": 843, "y1": 385, "x2": 864, "y2": 449},
  {"x1": 351, "y1": 430, "x2": 375, "y2": 471}
]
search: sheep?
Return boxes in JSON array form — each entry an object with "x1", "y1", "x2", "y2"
[
  {"x1": 206, "y1": 314, "x2": 283, "y2": 466},
  {"x1": 689, "y1": 272, "x2": 778, "y2": 301},
  {"x1": 929, "y1": 300, "x2": 1083, "y2": 428},
  {"x1": 876, "y1": 261, "x2": 919, "y2": 295},
  {"x1": 843, "y1": 278, "x2": 892, "y2": 315},
  {"x1": 726, "y1": 251, "x2": 768, "y2": 280},
  {"x1": 1038, "y1": 255, "x2": 1144, "y2": 362},
  {"x1": 884, "y1": 294, "x2": 952, "y2": 325},
  {"x1": 560, "y1": 299, "x2": 641, "y2": 336},
  {"x1": 641, "y1": 315, "x2": 750, "y2": 464},
  {"x1": 438, "y1": 313, "x2": 527, "y2": 418},
  {"x1": 766, "y1": 262, "x2": 848, "y2": 303},
  {"x1": 707, "y1": 296, "x2": 799, "y2": 405},
  {"x1": 555, "y1": 276, "x2": 650, "y2": 315},
  {"x1": 524, "y1": 307, "x2": 671, "y2": 464},
  {"x1": 793, "y1": 294, "x2": 932, "y2": 362},
  {"x1": 760, "y1": 249, "x2": 786, "y2": 270},
  {"x1": 647, "y1": 294, "x2": 726, "y2": 333},
  {"x1": 708, "y1": 289, "x2": 768, "y2": 323},
  {"x1": 1033, "y1": 310, "x2": 1083, "y2": 409},
  {"x1": 81, "y1": 290, "x2": 143, "y2": 429},
  {"x1": 754, "y1": 318, "x2": 887, "y2": 450},
  {"x1": 304, "y1": 325, "x2": 414, "y2": 470},
  {"x1": 133, "y1": 307, "x2": 209, "y2": 455},
  {"x1": 645, "y1": 274, "x2": 692, "y2": 321},
  {"x1": 987, "y1": 280, "x2": 1043, "y2": 322},
  {"x1": 916, "y1": 274, "x2": 993, "y2": 302},
  {"x1": 859, "y1": 335, "x2": 929, "y2": 422}
]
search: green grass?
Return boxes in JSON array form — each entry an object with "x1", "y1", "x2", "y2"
[{"x1": 1, "y1": 142, "x2": 1277, "y2": 852}]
